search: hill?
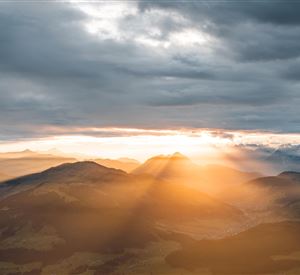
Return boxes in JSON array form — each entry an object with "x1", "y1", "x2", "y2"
[
  {"x1": 166, "y1": 221, "x2": 300, "y2": 274},
  {"x1": 0, "y1": 161, "x2": 242, "y2": 223},
  {"x1": 0, "y1": 161, "x2": 245, "y2": 274},
  {"x1": 229, "y1": 172, "x2": 300, "y2": 217}
]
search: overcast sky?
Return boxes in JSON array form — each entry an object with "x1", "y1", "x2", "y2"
[{"x1": 1, "y1": 0, "x2": 300, "y2": 141}]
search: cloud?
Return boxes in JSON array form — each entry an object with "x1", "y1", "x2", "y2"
[
  {"x1": 145, "y1": 80, "x2": 289, "y2": 107},
  {"x1": 139, "y1": 1, "x2": 300, "y2": 61},
  {"x1": 139, "y1": 1, "x2": 300, "y2": 26},
  {"x1": 0, "y1": 1, "x2": 299, "y2": 140}
]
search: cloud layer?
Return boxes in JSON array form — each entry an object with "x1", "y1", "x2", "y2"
[{"x1": 0, "y1": 1, "x2": 300, "y2": 140}]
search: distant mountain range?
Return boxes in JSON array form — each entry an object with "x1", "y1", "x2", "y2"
[
  {"x1": 0, "y1": 149, "x2": 141, "y2": 181},
  {"x1": 243, "y1": 171, "x2": 300, "y2": 218},
  {"x1": 0, "y1": 150, "x2": 76, "y2": 180},
  {"x1": 266, "y1": 147, "x2": 300, "y2": 172},
  {"x1": 225, "y1": 144, "x2": 300, "y2": 174},
  {"x1": 93, "y1": 158, "x2": 140, "y2": 172},
  {"x1": 0, "y1": 149, "x2": 39, "y2": 159}
]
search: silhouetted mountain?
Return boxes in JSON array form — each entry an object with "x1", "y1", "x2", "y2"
[
  {"x1": 3, "y1": 161, "x2": 126, "y2": 186},
  {"x1": 248, "y1": 175, "x2": 296, "y2": 189},
  {"x1": 0, "y1": 161, "x2": 127, "y2": 199},
  {"x1": 278, "y1": 171, "x2": 300, "y2": 181}
]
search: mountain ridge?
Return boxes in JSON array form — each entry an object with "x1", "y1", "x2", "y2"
[{"x1": 2, "y1": 161, "x2": 126, "y2": 187}]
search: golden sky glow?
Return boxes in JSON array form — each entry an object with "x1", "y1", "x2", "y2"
[{"x1": 0, "y1": 127, "x2": 300, "y2": 163}]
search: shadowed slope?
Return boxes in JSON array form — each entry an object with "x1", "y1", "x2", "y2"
[
  {"x1": 166, "y1": 221, "x2": 300, "y2": 274},
  {"x1": 0, "y1": 161, "x2": 127, "y2": 199},
  {"x1": 226, "y1": 171, "x2": 300, "y2": 217},
  {"x1": 278, "y1": 171, "x2": 300, "y2": 182},
  {"x1": 3, "y1": 161, "x2": 126, "y2": 183}
]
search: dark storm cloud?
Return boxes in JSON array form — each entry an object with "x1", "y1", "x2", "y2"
[
  {"x1": 0, "y1": 1, "x2": 300, "y2": 140},
  {"x1": 139, "y1": 1, "x2": 300, "y2": 61},
  {"x1": 139, "y1": 0, "x2": 300, "y2": 25},
  {"x1": 282, "y1": 61, "x2": 300, "y2": 81},
  {"x1": 145, "y1": 81, "x2": 288, "y2": 107}
]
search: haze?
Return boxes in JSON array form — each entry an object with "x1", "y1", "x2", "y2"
[{"x1": 1, "y1": 1, "x2": 300, "y2": 274}]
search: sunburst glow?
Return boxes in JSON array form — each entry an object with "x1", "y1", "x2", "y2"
[{"x1": 1, "y1": 128, "x2": 299, "y2": 164}]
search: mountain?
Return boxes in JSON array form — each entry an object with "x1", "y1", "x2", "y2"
[
  {"x1": 0, "y1": 161, "x2": 242, "y2": 223},
  {"x1": 0, "y1": 172, "x2": 10, "y2": 182},
  {"x1": 247, "y1": 171, "x2": 300, "y2": 196},
  {"x1": 0, "y1": 161, "x2": 245, "y2": 274},
  {"x1": 1, "y1": 160, "x2": 300, "y2": 274},
  {"x1": 166, "y1": 221, "x2": 300, "y2": 274},
  {"x1": 278, "y1": 171, "x2": 300, "y2": 181},
  {"x1": 0, "y1": 150, "x2": 76, "y2": 179},
  {"x1": 133, "y1": 152, "x2": 259, "y2": 195},
  {"x1": 266, "y1": 147, "x2": 300, "y2": 172},
  {"x1": 0, "y1": 161, "x2": 126, "y2": 192},
  {"x1": 93, "y1": 157, "x2": 140, "y2": 172},
  {"x1": 133, "y1": 152, "x2": 200, "y2": 179},
  {"x1": 133, "y1": 153, "x2": 300, "y2": 220},
  {"x1": 230, "y1": 171, "x2": 300, "y2": 217},
  {"x1": 220, "y1": 144, "x2": 300, "y2": 174}
]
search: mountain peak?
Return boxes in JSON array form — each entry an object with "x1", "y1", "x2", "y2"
[
  {"x1": 147, "y1": 152, "x2": 189, "y2": 162},
  {"x1": 4, "y1": 161, "x2": 126, "y2": 186},
  {"x1": 46, "y1": 161, "x2": 125, "y2": 175},
  {"x1": 132, "y1": 152, "x2": 195, "y2": 177}
]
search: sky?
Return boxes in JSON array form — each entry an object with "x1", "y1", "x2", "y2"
[{"x1": 0, "y1": 0, "x2": 300, "y2": 158}]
